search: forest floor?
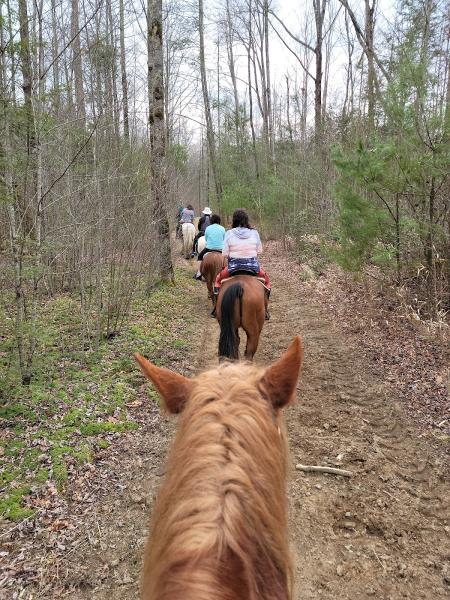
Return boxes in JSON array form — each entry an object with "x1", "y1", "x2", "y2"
[{"x1": 1, "y1": 242, "x2": 449, "y2": 599}]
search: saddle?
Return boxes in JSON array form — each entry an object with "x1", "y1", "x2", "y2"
[
  {"x1": 222, "y1": 270, "x2": 267, "y2": 288},
  {"x1": 230, "y1": 268, "x2": 257, "y2": 277}
]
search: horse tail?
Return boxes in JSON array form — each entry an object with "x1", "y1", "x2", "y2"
[{"x1": 219, "y1": 283, "x2": 243, "y2": 360}]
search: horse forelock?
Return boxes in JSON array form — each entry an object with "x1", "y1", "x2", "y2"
[{"x1": 142, "y1": 363, "x2": 292, "y2": 600}]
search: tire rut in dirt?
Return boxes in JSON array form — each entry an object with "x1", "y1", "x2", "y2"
[{"x1": 260, "y1": 253, "x2": 449, "y2": 600}]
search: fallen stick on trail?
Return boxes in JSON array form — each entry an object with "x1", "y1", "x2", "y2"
[{"x1": 296, "y1": 464, "x2": 353, "y2": 477}]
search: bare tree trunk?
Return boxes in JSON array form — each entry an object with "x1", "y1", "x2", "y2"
[
  {"x1": 322, "y1": 29, "x2": 332, "y2": 120},
  {"x1": 365, "y1": 0, "x2": 376, "y2": 131},
  {"x1": 425, "y1": 177, "x2": 437, "y2": 318},
  {"x1": 163, "y1": 12, "x2": 171, "y2": 144},
  {"x1": 119, "y1": 0, "x2": 130, "y2": 143},
  {"x1": 285, "y1": 75, "x2": 293, "y2": 142},
  {"x1": 6, "y1": 0, "x2": 16, "y2": 104},
  {"x1": 51, "y1": 0, "x2": 60, "y2": 116},
  {"x1": 1, "y1": 14, "x2": 26, "y2": 379},
  {"x1": 27, "y1": 0, "x2": 45, "y2": 381},
  {"x1": 148, "y1": 0, "x2": 174, "y2": 282},
  {"x1": 216, "y1": 34, "x2": 220, "y2": 143},
  {"x1": 198, "y1": 0, "x2": 222, "y2": 210},
  {"x1": 246, "y1": 35, "x2": 260, "y2": 179},
  {"x1": 313, "y1": 0, "x2": 327, "y2": 144},
  {"x1": 301, "y1": 52, "x2": 308, "y2": 143},
  {"x1": 254, "y1": 7, "x2": 269, "y2": 154},
  {"x1": 18, "y1": 0, "x2": 34, "y2": 150},
  {"x1": 342, "y1": 9, "x2": 355, "y2": 123},
  {"x1": 71, "y1": 0, "x2": 86, "y2": 125},
  {"x1": 225, "y1": 0, "x2": 242, "y2": 147},
  {"x1": 263, "y1": 0, "x2": 275, "y2": 168},
  {"x1": 107, "y1": 0, "x2": 120, "y2": 140}
]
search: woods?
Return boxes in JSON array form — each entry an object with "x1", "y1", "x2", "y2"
[
  {"x1": 1, "y1": 0, "x2": 449, "y2": 386},
  {"x1": 1, "y1": 1, "x2": 449, "y2": 596}
]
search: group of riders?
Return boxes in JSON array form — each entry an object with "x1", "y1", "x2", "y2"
[{"x1": 176, "y1": 205, "x2": 271, "y2": 319}]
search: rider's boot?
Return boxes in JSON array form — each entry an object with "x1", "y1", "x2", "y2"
[
  {"x1": 265, "y1": 288, "x2": 271, "y2": 321},
  {"x1": 211, "y1": 287, "x2": 219, "y2": 317}
]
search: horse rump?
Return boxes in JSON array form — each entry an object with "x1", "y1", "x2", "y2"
[
  {"x1": 181, "y1": 223, "x2": 195, "y2": 259},
  {"x1": 218, "y1": 282, "x2": 243, "y2": 360}
]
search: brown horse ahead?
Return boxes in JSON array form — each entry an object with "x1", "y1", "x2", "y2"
[
  {"x1": 200, "y1": 251, "x2": 226, "y2": 303},
  {"x1": 135, "y1": 337, "x2": 303, "y2": 600},
  {"x1": 216, "y1": 275, "x2": 268, "y2": 360}
]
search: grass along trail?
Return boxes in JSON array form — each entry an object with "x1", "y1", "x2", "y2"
[{"x1": 1, "y1": 245, "x2": 448, "y2": 598}]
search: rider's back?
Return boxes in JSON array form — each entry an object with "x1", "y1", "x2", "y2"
[
  {"x1": 205, "y1": 223, "x2": 225, "y2": 250},
  {"x1": 223, "y1": 227, "x2": 262, "y2": 258},
  {"x1": 181, "y1": 208, "x2": 195, "y2": 223}
]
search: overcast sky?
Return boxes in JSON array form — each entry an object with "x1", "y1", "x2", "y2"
[
  {"x1": 177, "y1": 0, "x2": 398, "y2": 140},
  {"x1": 129, "y1": 0, "x2": 398, "y2": 141}
]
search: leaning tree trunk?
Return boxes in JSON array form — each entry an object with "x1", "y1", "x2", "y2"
[
  {"x1": 148, "y1": 0, "x2": 174, "y2": 282},
  {"x1": 199, "y1": 0, "x2": 222, "y2": 212}
]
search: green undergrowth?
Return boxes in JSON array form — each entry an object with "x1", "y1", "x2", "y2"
[
  {"x1": 0, "y1": 267, "x2": 198, "y2": 521},
  {"x1": 294, "y1": 233, "x2": 335, "y2": 277}
]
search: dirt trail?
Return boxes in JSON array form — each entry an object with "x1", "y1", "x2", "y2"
[
  {"x1": 259, "y1": 252, "x2": 449, "y2": 599},
  {"x1": 11, "y1": 248, "x2": 448, "y2": 599}
]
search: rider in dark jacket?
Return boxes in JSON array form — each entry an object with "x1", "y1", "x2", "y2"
[{"x1": 192, "y1": 207, "x2": 212, "y2": 256}]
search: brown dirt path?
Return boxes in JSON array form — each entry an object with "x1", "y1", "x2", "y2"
[
  {"x1": 4, "y1": 247, "x2": 448, "y2": 599},
  {"x1": 259, "y1": 251, "x2": 449, "y2": 599}
]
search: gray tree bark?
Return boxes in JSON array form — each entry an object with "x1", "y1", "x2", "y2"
[
  {"x1": 71, "y1": 0, "x2": 86, "y2": 124},
  {"x1": 313, "y1": 0, "x2": 327, "y2": 143},
  {"x1": 364, "y1": 0, "x2": 376, "y2": 131},
  {"x1": 119, "y1": 0, "x2": 130, "y2": 142},
  {"x1": 148, "y1": 0, "x2": 174, "y2": 282}
]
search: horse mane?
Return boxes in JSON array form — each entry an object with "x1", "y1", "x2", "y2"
[{"x1": 142, "y1": 362, "x2": 292, "y2": 600}]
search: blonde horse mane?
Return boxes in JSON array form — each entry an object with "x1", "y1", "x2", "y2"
[{"x1": 137, "y1": 339, "x2": 302, "y2": 600}]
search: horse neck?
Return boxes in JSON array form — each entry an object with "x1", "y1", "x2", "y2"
[{"x1": 143, "y1": 373, "x2": 292, "y2": 600}]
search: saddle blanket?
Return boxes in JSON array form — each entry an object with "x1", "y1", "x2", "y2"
[{"x1": 222, "y1": 276, "x2": 269, "y2": 291}]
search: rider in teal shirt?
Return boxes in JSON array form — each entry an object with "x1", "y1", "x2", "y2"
[
  {"x1": 204, "y1": 222, "x2": 226, "y2": 250},
  {"x1": 194, "y1": 214, "x2": 225, "y2": 279}
]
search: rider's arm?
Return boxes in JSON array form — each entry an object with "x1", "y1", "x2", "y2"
[
  {"x1": 255, "y1": 231, "x2": 263, "y2": 254},
  {"x1": 222, "y1": 232, "x2": 230, "y2": 257}
]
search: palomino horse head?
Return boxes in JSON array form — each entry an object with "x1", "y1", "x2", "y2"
[{"x1": 135, "y1": 336, "x2": 303, "y2": 600}]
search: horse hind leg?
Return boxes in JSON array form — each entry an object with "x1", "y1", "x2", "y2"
[
  {"x1": 243, "y1": 318, "x2": 263, "y2": 360},
  {"x1": 206, "y1": 279, "x2": 213, "y2": 299},
  {"x1": 244, "y1": 333, "x2": 259, "y2": 361}
]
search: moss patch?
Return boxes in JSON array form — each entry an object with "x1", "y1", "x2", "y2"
[{"x1": 0, "y1": 267, "x2": 199, "y2": 520}]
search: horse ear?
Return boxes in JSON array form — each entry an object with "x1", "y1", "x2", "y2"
[
  {"x1": 134, "y1": 353, "x2": 194, "y2": 414},
  {"x1": 262, "y1": 336, "x2": 303, "y2": 409}
]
